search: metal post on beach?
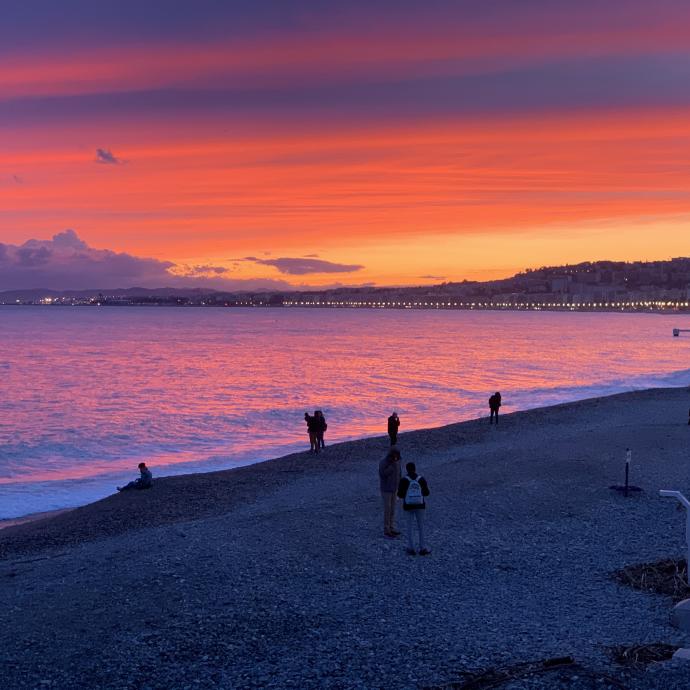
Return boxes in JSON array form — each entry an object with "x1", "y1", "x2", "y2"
[
  {"x1": 609, "y1": 448, "x2": 641, "y2": 496},
  {"x1": 659, "y1": 490, "x2": 690, "y2": 585}
]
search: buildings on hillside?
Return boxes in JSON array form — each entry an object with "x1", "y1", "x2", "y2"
[{"x1": 2, "y1": 258, "x2": 690, "y2": 310}]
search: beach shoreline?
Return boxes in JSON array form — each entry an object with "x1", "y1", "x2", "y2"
[
  {"x1": 3, "y1": 381, "x2": 688, "y2": 526},
  {"x1": 1, "y1": 385, "x2": 685, "y2": 554},
  {"x1": 0, "y1": 507, "x2": 73, "y2": 531},
  {"x1": 2, "y1": 386, "x2": 690, "y2": 689}
]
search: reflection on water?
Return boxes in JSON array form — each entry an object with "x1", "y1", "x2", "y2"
[{"x1": 0, "y1": 306, "x2": 688, "y2": 517}]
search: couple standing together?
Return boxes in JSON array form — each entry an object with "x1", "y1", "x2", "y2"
[
  {"x1": 304, "y1": 410, "x2": 327, "y2": 453},
  {"x1": 379, "y1": 447, "x2": 431, "y2": 556}
]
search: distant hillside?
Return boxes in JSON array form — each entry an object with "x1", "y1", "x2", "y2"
[{"x1": 2, "y1": 258, "x2": 690, "y2": 305}]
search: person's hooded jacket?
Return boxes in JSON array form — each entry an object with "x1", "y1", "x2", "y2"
[{"x1": 378, "y1": 450, "x2": 401, "y2": 493}]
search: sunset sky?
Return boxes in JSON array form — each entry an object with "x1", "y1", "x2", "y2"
[{"x1": 2, "y1": 0, "x2": 690, "y2": 290}]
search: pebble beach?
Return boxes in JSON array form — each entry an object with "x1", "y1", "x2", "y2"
[{"x1": 2, "y1": 387, "x2": 690, "y2": 689}]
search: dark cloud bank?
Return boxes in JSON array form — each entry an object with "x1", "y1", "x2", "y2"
[
  {"x1": 0, "y1": 231, "x2": 364, "y2": 292},
  {"x1": 244, "y1": 256, "x2": 364, "y2": 275}
]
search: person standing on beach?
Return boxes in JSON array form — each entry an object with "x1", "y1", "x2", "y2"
[
  {"x1": 379, "y1": 447, "x2": 401, "y2": 538},
  {"x1": 388, "y1": 411, "x2": 400, "y2": 445},
  {"x1": 305, "y1": 412, "x2": 319, "y2": 454},
  {"x1": 117, "y1": 462, "x2": 153, "y2": 492},
  {"x1": 315, "y1": 410, "x2": 327, "y2": 449},
  {"x1": 397, "y1": 462, "x2": 430, "y2": 555},
  {"x1": 489, "y1": 392, "x2": 502, "y2": 425}
]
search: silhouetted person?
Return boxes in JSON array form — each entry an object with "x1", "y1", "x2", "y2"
[
  {"x1": 378, "y1": 446, "x2": 401, "y2": 538},
  {"x1": 315, "y1": 410, "x2": 327, "y2": 449},
  {"x1": 117, "y1": 462, "x2": 153, "y2": 492},
  {"x1": 489, "y1": 391, "x2": 502, "y2": 425},
  {"x1": 397, "y1": 461, "x2": 430, "y2": 556},
  {"x1": 388, "y1": 411, "x2": 400, "y2": 445},
  {"x1": 305, "y1": 412, "x2": 319, "y2": 454}
]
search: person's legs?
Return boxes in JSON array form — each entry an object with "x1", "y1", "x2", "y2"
[
  {"x1": 495, "y1": 408, "x2": 499, "y2": 424},
  {"x1": 388, "y1": 493, "x2": 398, "y2": 533},
  {"x1": 382, "y1": 492, "x2": 393, "y2": 534},
  {"x1": 389, "y1": 432, "x2": 397, "y2": 446},
  {"x1": 416, "y1": 510, "x2": 426, "y2": 551},
  {"x1": 406, "y1": 510, "x2": 416, "y2": 552},
  {"x1": 118, "y1": 480, "x2": 137, "y2": 491},
  {"x1": 318, "y1": 432, "x2": 325, "y2": 448}
]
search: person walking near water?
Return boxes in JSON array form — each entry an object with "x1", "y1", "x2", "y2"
[
  {"x1": 378, "y1": 446, "x2": 401, "y2": 538},
  {"x1": 388, "y1": 411, "x2": 400, "y2": 445},
  {"x1": 304, "y1": 412, "x2": 319, "y2": 454},
  {"x1": 489, "y1": 392, "x2": 502, "y2": 425},
  {"x1": 315, "y1": 410, "x2": 327, "y2": 449},
  {"x1": 397, "y1": 461, "x2": 430, "y2": 555}
]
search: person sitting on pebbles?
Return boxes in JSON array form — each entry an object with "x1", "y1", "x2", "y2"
[{"x1": 117, "y1": 462, "x2": 153, "y2": 492}]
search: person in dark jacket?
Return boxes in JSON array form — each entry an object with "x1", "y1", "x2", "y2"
[
  {"x1": 489, "y1": 392, "x2": 502, "y2": 425},
  {"x1": 397, "y1": 462, "x2": 430, "y2": 555},
  {"x1": 388, "y1": 412, "x2": 400, "y2": 445},
  {"x1": 305, "y1": 412, "x2": 319, "y2": 453},
  {"x1": 315, "y1": 410, "x2": 327, "y2": 449},
  {"x1": 117, "y1": 462, "x2": 153, "y2": 491},
  {"x1": 378, "y1": 446, "x2": 401, "y2": 538}
]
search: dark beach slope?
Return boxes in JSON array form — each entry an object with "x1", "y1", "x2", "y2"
[{"x1": 2, "y1": 388, "x2": 690, "y2": 689}]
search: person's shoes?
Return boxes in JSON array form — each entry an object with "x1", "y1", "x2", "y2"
[
  {"x1": 390, "y1": 530, "x2": 401, "y2": 536},
  {"x1": 419, "y1": 548, "x2": 432, "y2": 556},
  {"x1": 405, "y1": 548, "x2": 417, "y2": 556},
  {"x1": 384, "y1": 532, "x2": 397, "y2": 539},
  {"x1": 116, "y1": 487, "x2": 123, "y2": 492}
]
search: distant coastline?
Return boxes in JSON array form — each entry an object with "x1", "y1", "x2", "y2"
[
  {"x1": 2, "y1": 300, "x2": 689, "y2": 314},
  {"x1": 2, "y1": 257, "x2": 690, "y2": 312}
]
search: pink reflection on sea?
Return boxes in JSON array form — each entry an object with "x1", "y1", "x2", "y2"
[{"x1": 0, "y1": 306, "x2": 688, "y2": 517}]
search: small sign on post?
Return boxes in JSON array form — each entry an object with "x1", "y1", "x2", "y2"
[
  {"x1": 610, "y1": 448, "x2": 642, "y2": 495},
  {"x1": 659, "y1": 490, "x2": 690, "y2": 585}
]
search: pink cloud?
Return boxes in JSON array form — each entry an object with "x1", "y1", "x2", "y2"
[{"x1": 0, "y1": 230, "x2": 293, "y2": 291}]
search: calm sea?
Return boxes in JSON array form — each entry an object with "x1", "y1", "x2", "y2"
[{"x1": 0, "y1": 306, "x2": 688, "y2": 519}]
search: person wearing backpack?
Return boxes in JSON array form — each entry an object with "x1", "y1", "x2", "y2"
[{"x1": 397, "y1": 462, "x2": 430, "y2": 555}]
